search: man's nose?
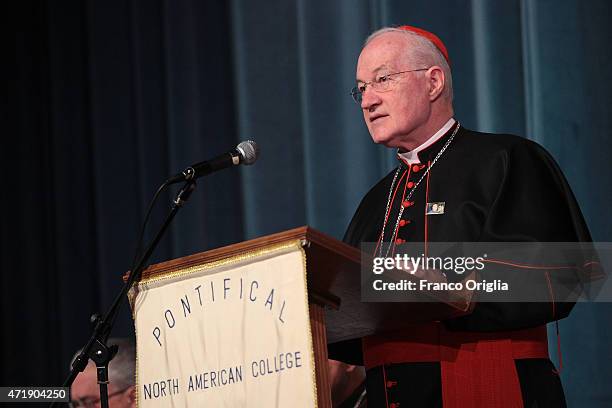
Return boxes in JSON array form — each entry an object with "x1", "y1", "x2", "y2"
[{"x1": 360, "y1": 87, "x2": 381, "y2": 110}]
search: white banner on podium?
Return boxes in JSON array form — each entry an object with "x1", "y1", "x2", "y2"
[{"x1": 131, "y1": 242, "x2": 317, "y2": 407}]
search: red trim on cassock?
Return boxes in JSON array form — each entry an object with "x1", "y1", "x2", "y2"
[
  {"x1": 375, "y1": 168, "x2": 408, "y2": 255},
  {"x1": 363, "y1": 323, "x2": 549, "y2": 407},
  {"x1": 483, "y1": 259, "x2": 577, "y2": 270},
  {"x1": 424, "y1": 160, "x2": 431, "y2": 258},
  {"x1": 382, "y1": 364, "x2": 390, "y2": 408},
  {"x1": 390, "y1": 168, "x2": 412, "y2": 256}
]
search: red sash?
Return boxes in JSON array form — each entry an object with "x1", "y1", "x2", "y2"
[{"x1": 363, "y1": 323, "x2": 549, "y2": 408}]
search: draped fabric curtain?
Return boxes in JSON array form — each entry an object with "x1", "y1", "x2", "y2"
[{"x1": 3, "y1": 0, "x2": 611, "y2": 405}]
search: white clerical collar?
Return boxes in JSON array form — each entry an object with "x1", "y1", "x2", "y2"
[{"x1": 397, "y1": 118, "x2": 456, "y2": 164}]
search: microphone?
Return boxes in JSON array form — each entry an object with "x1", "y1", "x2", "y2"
[{"x1": 165, "y1": 140, "x2": 259, "y2": 185}]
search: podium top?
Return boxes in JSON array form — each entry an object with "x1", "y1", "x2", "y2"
[{"x1": 139, "y1": 226, "x2": 359, "y2": 283}]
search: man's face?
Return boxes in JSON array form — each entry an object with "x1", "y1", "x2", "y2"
[
  {"x1": 71, "y1": 363, "x2": 135, "y2": 408},
  {"x1": 356, "y1": 32, "x2": 432, "y2": 149}
]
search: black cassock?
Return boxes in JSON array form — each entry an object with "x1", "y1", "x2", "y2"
[{"x1": 332, "y1": 124, "x2": 593, "y2": 407}]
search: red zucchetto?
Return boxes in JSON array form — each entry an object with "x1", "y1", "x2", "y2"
[{"x1": 398, "y1": 25, "x2": 450, "y2": 65}]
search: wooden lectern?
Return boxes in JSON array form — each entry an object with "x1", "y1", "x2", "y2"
[{"x1": 135, "y1": 226, "x2": 470, "y2": 407}]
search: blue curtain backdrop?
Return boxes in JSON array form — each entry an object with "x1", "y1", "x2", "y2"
[{"x1": 2, "y1": 0, "x2": 611, "y2": 406}]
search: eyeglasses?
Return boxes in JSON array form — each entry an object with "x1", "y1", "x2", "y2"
[
  {"x1": 350, "y1": 68, "x2": 430, "y2": 104},
  {"x1": 68, "y1": 387, "x2": 129, "y2": 408}
]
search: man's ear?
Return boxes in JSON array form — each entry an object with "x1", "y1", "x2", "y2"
[
  {"x1": 426, "y1": 66, "x2": 445, "y2": 101},
  {"x1": 126, "y1": 385, "x2": 136, "y2": 408}
]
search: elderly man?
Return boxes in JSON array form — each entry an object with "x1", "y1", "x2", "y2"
[
  {"x1": 334, "y1": 26, "x2": 593, "y2": 407},
  {"x1": 70, "y1": 338, "x2": 136, "y2": 408}
]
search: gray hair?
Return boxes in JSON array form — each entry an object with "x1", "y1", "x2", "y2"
[
  {"x1": 71, "y1": 337, "x2": 136, "y2": 389},
  {"x1": 365, "y1": 27, "x2": 453, "y2": 102}
]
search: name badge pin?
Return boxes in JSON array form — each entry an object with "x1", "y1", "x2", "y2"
[{"x1": 426, "y1": 202, "x2": 445, "y2": 215}]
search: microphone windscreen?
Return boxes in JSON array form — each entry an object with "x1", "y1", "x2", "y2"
[{"x1": 237, "y1": 140, "x2": 259, "y2": 165}]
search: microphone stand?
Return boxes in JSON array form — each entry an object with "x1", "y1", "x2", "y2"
[{"x1": 52, "y1": 180, "x2": 197, "y2": 408}]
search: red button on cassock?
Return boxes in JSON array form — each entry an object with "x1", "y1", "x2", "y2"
[
  {"x1": 412, "y1": 165, "x2": 420, "y2": 172},
  {"x1": 402, "y1": 201, "x2": 414, "y2": 208},
  {"x1": 407, "y1": 181, "x2": 414, "y2": 188},
  {"x1": 395, "y1": 238, "x2": 405, "y2": 244},
  {"x1": 399, "y1": 219, "x2": 411, "y2": 227}
]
